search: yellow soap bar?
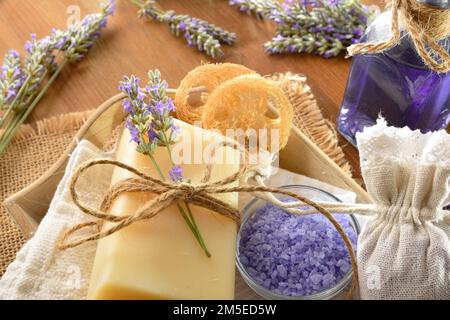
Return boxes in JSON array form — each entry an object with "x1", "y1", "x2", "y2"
[{"x1": 87, "y1": 119, "x2": 240, "y2": 299}]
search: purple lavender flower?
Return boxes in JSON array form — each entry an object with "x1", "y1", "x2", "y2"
[
  {"x1": 122, "y1": 99, "x2": 132, "y2": 113},
  {"x1": 169, "y1": 165, "x2": 183, "y2": 182},
  {"x1": 119, "y1": 69, "x2": 179, "y2": 155},
  {"x1": 8, "y1": 34, "x2": 59, "y2": 112},
  {"x1": 126, "y1": 119, "x2": 141, "y2": 144},
  {"x1": 63, "y1": 0, "x2": 114, "y2": 61},
  {"x1": 147, "y1": 69, "x2": 178, "y2": 145},
  {"x1": 3, "y1": 1, "x2": 113, "y2": 113},
  {"x1": 148, "y1": 124, "x2": 158, "y2": 142},
  {"x1": 0, "y1": 50, "x2": 24, "y2": 108},
  {"x1": 0, "y1": 1, "x2": 114, "y2": 157},
  {"x1": 178, "y1": 21, "x2": 187, "y2": 31},
  {"x1": 119, "y1": 75, "x2": 151, "y2": 150},
  {"x1": 137, "y1": 1, "x2": 236, "y2": 58},
  {"x1": 229, "y1": 0, "x2": 277, "y2": 19},
  {"x1": 231, "y1": 0, "x2": 374, "y2": 58}
]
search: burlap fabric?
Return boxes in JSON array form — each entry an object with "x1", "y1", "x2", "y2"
[
  {"x1": 0, "y1": 73, "x2": 352, "y2": 276},
  {"x1": 0, "y1": 112, "x2": 92, "y2": 276}
]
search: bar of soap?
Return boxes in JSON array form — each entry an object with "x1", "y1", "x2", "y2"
[{"x1": 87, "y1": 119, "x2": 240, "y2": 299}]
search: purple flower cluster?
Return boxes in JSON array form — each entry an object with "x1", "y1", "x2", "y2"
[
  {"x1": 0, "y1": 0, "x2": 114, "y2": 113},
  {"x1": 14, "y1": 33, "x2": 59, "y2": 112},
  {"x1": 138, "y1": 0, "x2": 236, "y2": 58},
  {"x1": 119, "y1": 69, "x2": 181, "y2": 178},
  {"x1": 63, "y1": 0, "x2": 114, "y2": 61},
  {"x1": 169, "y1": 165, "x2": 183, "y2": 182},
  {"x1": 146, "y1": 69, "x2": 179, "y2": 142},
  {"x1": 119, "y1": 75, "x2": 148, "y2": 145},
  {"x1": 0, "y1": 50, "x2": 24, "y2": 108},
  {"x1": 230, "y1": 0, "x2": 373, "y2": 58},
  {"x1": 239, "y1": 200, "x2": 357, "y2": 297},
  {"x1": 229, "y1": 0, "x2": 273, "y2": 19}
]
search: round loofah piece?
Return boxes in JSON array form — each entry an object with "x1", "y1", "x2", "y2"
[
  {"x1": 175, "y1": 63, "x2": 257, "y2": 124},
  {"x1": 202, "y1": 74, "x2": 294, "y2": 153}
]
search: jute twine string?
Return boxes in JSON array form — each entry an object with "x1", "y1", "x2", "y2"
[
  {"x1": 348, "y1": 0, "x2": 450, "y2": 73},
  {"x1": 58, "y1": 142, "x2": 359, "y2": 298}
]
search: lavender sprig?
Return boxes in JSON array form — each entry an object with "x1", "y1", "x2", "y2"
[
  {"x1": 229, "y1": 0, "x2": 278, "y2": 18},
  {"x1": 14, "y1": 34, "x2": 58, "y2": 113},
  {"x1": 133, "y1": 0, "x2": 236, "y2": 58},
  {"x1": 120, "y1": 70, "x2": 211, "y2": 257},
  {"x1": 0, "y1": 50, "x2": 24, "y2": 108},
  {"x1": 146, "y1": 69, "x2": 178, "y2": 146},
  {"x1": 230, "y1": 0, "x2": 374, "y2": 58},
  {"x1": 0, "y1": 34, "x2": 58, "y2": 131},
  {"x1": 0, "y1": 0, "x2": 114, "y2": 156},
  {"x1": 63, "y1": 0, "x2": 115, "y2": 61}
]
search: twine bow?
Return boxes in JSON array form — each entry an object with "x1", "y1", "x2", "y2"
[
  {"x1": 59, "y1": 147, "x2": 361, "y2": 298},
  {"x1": 348, "y1": 0, "x2": 450, "y2": 73}
]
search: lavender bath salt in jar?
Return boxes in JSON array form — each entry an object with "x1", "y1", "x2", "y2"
[
  {"x1": 338, "y1": 0, "x2": 450, "y2": 146},
  {"x1": 236, "y1": 185, "x2": 359, "y2": 300}
]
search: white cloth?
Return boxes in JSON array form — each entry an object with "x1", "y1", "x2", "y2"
[
  {"x1": 0, "y1": 140, "x2": 357, "y2": 300},
  {"x1": 356, "y1": 119, "x2": 450, "y2": 300},
  {"x1": 0, "y1": 141, "x2": 114, "y2": 299}
]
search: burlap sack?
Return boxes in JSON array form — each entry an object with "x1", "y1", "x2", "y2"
[{"x1": 356, "y1": 120, "x2": 450, "y2": 299}]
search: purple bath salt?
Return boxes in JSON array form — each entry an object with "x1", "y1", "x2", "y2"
[{"x1": 238, "y1": 201, "x2": 357, "y2": 297}]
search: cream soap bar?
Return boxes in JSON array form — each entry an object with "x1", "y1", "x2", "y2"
[{"x1": 87, "y1": 119, "x2": 240, "y2": 299}]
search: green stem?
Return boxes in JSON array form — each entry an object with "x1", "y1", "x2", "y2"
[
  {"x1": 147, "y1": 152, "x2": 166, "y2": 180},
  {"x1": 184, "y1": 202, "x2": 211, "y2": 257},
  {"x1": 146, "y1": 152, "x2": 210, "y2": 257},
  {"x1": 0, "y1": 112, "x2": 20, "y2": 146},
  {"x1": 161, "y1": 130, "x2": 211, "y2": 257},
  {"x1": 129, "y1": 0, "x2": 164, "y2": 18},
  {"x1": 0, "y1": 107, "x2": 13, "y2": 130},
  {"x1": 0, "y1": 75, "x2": 32, "y2": 129},
  {"x1": 0, "y1": 59, "x2": 68, "y2": 156},
  {"x1": 129, "y1": 0, "x2": 143, "y2": 6}
]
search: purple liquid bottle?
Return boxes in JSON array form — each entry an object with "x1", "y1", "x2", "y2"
[{"x1": 337, "y1": 11, "x2": 450, "y2": 146}]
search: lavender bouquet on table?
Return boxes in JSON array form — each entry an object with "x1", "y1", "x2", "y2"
[
  {"x1": 130, "y1": 0, "x2": 236, "y2": 58},
  {"x1": 119, "y1": 69, "x2": 211, "y2": 257},
  {"x1": 230, "y1": 0, "x2": 375, "y2": 58},
  {"x1": 0, "y1": 0, "x2": 114, "y2": 156}
]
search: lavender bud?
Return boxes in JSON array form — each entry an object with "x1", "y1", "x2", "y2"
[
  {"x1": 231, "y1": 0, "x2": 374, "y2": 58},
  {"x1": 63, "y1": 0, "x2": 114, "y2": 61},
  {"x1": 0, "y1": 50, "x2": 24, "y2": 107},
  {"x1": 139, "y1": 1, "x2": 236, "y2": 58}
]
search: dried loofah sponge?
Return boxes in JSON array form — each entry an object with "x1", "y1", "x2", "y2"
[
  {"x1": 202, "y1": 74, "x2": 294, "y2": 152},
  {"x1": 175, "y1": 63, "x2": 257, "y2": 124}
]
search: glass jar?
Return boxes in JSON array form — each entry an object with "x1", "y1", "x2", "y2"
[
  {"x1": 337, "y1": 10, "x2": 450, "y2": 146},
  {"x1": 236, "y1": 185, "x2": 360, "y2": 300}
]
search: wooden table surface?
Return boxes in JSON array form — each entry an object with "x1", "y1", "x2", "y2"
[{"x1": 0, "y1": 0, "x2": 382, "y2": 181}]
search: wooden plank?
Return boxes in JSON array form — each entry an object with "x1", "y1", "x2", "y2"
[{"x1": 0, "y1": 0, "x2": 382, "y2": 179}]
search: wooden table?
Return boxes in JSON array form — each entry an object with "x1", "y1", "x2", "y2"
[{"x1": 0, "y1": 0, "x2": 381, "y2": 181}]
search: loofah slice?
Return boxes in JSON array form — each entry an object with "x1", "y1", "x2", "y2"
[
  {"x1": 202, "y1": 74, "x2": 294, "y2": 152},
  {"x1": 175, "y1": 63, "x2": 257, "y2": 124}
]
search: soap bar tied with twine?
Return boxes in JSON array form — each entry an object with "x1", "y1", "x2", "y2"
[
  {"x1": 58, "y1": 141, "x2": 360, "y2": 299},
  {"x1": 347, "y1": 0, "x2": 450, "y2": 73}
]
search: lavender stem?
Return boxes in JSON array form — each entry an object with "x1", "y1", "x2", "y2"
[{"x1": 0, "y1": 59, "x2": 68, "y2": 154}]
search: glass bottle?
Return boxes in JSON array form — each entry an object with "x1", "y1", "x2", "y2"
[{"x1": 337, "y1": 7, "x2": 450, "y2": 147}]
